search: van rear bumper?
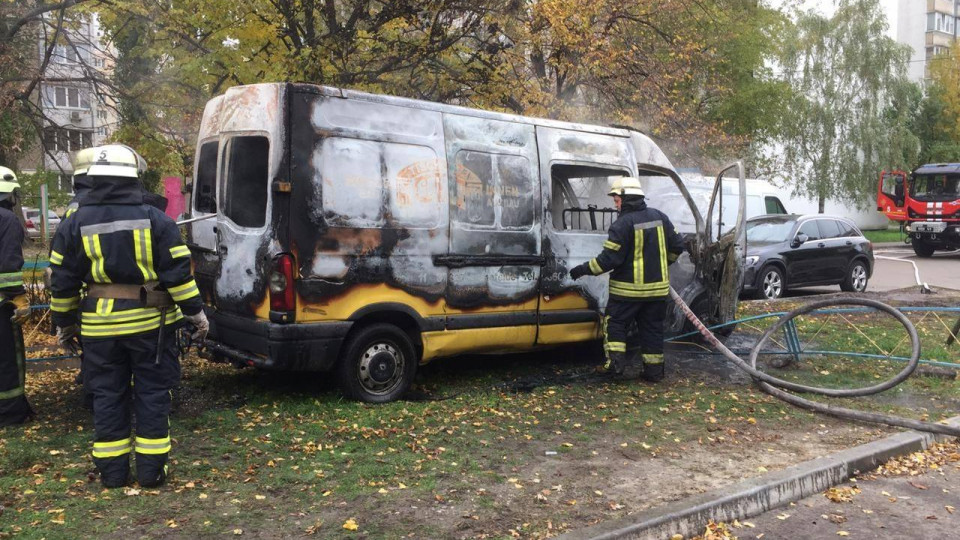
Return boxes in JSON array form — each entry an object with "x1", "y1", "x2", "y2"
[{"x1": 205, "y1": 308, "x2": 352, "y2": 371}]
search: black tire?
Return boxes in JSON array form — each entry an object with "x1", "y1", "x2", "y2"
[
  {"x1": 335, "y1": 323, "x2": 417, "y2": 403},
  {"x1": 754, "y1": 265, "x2": 785, "y2": 300},
  {"x1": 840, "y1": 260, "x2": 869, "y2": 293},
  {"x1": 912, "y1": 240, "x2": 935, "y2": 258}
]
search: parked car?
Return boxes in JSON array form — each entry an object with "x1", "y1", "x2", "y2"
[
  {"x1": 742, "y1": 214, "x2": 874, "y2": 300},
  {"x1": 21, "y1": 207, "x2": 61, "y2": 240}
]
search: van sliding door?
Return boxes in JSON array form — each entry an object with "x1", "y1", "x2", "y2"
[{"x1": 441, "y1": 115, "x2": 541, "y2": 345}]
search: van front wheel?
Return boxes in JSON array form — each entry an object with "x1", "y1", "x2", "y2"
[{"x1": 336, "y1": 323, "x2": 417, "y2": 403}]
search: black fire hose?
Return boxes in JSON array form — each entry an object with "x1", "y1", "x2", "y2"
[{"x1": 669, "y1": 287, "x2": 960, "y2": 437}]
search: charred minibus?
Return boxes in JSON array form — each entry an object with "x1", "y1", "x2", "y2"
[{"x1": 187, "y1": 83, "x2": 746, "y2": 402}]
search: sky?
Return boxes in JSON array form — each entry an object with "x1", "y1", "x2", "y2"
[{"x1": 766, "y1": 0, "x2": 899, "y2": 38}]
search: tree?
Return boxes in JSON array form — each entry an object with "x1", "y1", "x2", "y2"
[
  {"x1": 770, "y1": 0, "x2": 919, "y2": 212},
  {"x1": 0, "y1": 1, "x2": 107, "y2": 171},
  {"x1": 925, "y1": 42, "x2": 960, "y2": 161}
]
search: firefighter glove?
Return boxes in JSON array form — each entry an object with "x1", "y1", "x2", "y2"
[
  {"x1": 569, "y1": 263, "x2": 590, "y2": 280},
  {"x1": 184, "y1": 311, "x2": 209, "y2": 342},
  {"x1": 56, "y1": 324, "x2": 79, "y2": 350},
  {"x1": 11, "y1": 294, "x2": 31, "y2": 324}
]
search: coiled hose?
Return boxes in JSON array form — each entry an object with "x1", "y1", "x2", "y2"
[{"x1": 669, "y1": 287, "x2": 960, "y2": 437}]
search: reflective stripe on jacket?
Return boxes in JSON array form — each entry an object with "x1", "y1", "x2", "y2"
[
  {"x1": 585, "y1": 199, "x2": 684, "y2": 301},
  {"x1": 0, "y1": 207, "x2": 25, "y2": 296},
  {"x1": 48, "y1": 181, "x2": 202, "y2": 337}
]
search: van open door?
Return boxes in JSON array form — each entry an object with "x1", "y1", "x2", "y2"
[
  {"x1": 878, "y1": 170, "x2": 907, "y2": 222},
  {"x1": 703, "y1": 162, "x2": 747, "y2": 329}
]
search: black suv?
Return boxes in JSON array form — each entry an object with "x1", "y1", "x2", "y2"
[{"x1": 742, "y1": 214, "x2": 874, "y2": 300}]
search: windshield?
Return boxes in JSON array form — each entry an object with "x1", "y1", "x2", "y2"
[
  {"x1": 746, "y1": 220, "x2": 794, "y2": 243},
  {"x1": 909, "y1": 174, "x2": 960, "y2": 202}
]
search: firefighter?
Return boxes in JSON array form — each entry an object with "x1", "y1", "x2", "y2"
[
  {"x1": 66, "y1": 147, "x2": 96, "y2": 218},
  {"x1": 568, "y1": 177, "x2": 684, "y2": 381},
  {"x1": 49, "y1": 145, "x2": 208, "y2": 488},
  {"x1": 0, "y1": 166, "x2": 34, "y2": 426}
]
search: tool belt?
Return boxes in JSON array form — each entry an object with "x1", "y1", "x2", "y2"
[{"x1": 86, "y1": 281, "x2": 175, "y2": 308}]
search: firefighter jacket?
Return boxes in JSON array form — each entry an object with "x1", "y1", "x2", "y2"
[
  {"x1": 0, "y1": 206, "x2": 25, "y2": 297},
  {"x1": 582, "y1": 198, "x2": 684, "y2": 301},
  {"x1": 49, "y1": 180, "x2": 202, "y2": 338}
]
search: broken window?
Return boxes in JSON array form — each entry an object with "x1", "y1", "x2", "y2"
[
  {"x1": 195, "y1": 142, "x2": 218, "y2": 213},
  {"x1": 222, "y1": 136, "x2": 269, "y2": 228},
  {"x1": 549, "y1": 164, "x2": 627, "y2": 232},
  {"x1": 452, "y1": 151, "x2": 535, "y2": 231}
]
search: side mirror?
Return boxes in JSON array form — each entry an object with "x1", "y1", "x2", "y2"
[{"x1": 791, "y1": 233, "x2": 809, "y2": 248}]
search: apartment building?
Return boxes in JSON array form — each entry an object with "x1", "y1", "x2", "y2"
[
  {"x1": 887, "y1": 0, "x2": 960, "y2": 82},
  {"x1": 22, "y1": 12, "x2": 118, "y2": 191}
]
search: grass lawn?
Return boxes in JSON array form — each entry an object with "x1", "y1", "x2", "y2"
[
  {"x1": 2, "y1": 293, "x2": 957, "y2": 539},
  {"x1": 861, "y1": 226, "x2": 905, "y2": 244}
]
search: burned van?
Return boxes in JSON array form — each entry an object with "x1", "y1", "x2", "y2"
[{"x1": 187, "y1": 83, "x2": 746, "y2": 402}]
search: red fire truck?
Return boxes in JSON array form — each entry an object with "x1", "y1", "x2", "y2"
[{"x1": 877, "y1": 163, "x2": 960, "y2": 257}]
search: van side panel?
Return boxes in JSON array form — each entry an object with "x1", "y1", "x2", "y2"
[{"x1": 288, "y1": 91, "x2": 450, "y2": 322}]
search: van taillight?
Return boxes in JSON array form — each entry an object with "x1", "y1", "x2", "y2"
[{"x1": 269, "y1": 253, "x2": 296, "y2": 314}]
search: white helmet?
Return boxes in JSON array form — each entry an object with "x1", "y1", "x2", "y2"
[
  {"x1": 608, "y1": 176, "x2": 645, "y2": 197},
  {"x1": 86, "y1": 144, "x2": 148, "y2": 179},
  {"x1": 0, "y1": 166, "x2": 19, "y2": 203},
  {"x1": 71, "y1": 147, "x2": 97, "y2": 176}
]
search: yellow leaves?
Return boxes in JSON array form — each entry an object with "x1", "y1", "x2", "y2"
[
  {"x1": 824, "y1": 486, "x2": 860, "y2": 503},
  {"x1": 837, "y1": 532, "x2": 849, "y2": 537},
  {"x1": 233, "y1": 528, "x2": 243, "y2": 535},
  {"x1": 747, "y1": 418, "x2": 757, "y2": 425},
  {"x1": 254, "y1": 494, "x2": 266, "y2": 500},
  {"x1": 166, "y1": 519, "x2": 178, "y2": 528},
  {"x1": 342, "y1": 518, "x2": 359, "y2": 531},
  {"x1": 124, "y1": 488, "x2": 141, "y2": 497}
]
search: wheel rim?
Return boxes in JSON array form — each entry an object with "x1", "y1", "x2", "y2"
[
  {"x1": 762, "y1": 270, "x2": 782, "y2": 299},
  {"x1": 851, "y1": 265, "x2": 867, "y2": 291},
  {"x1": 357, "y1": 342, "x2": 405, "y2": 396}
]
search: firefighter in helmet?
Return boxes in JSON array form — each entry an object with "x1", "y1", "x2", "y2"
[
  {"x1": 0, "y1": 166, "x2": 34, "y2": 426},
  {"x1": 568, "y1": 177, "x2": 684, "y2": 381},
  {"x1": 49, "y1": 145, "x2": 208, "y2": 487}
]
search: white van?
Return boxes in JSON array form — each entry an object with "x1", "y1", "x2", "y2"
[{"x1": 186, "y1": 83, "x2": 749, "y2": 402}]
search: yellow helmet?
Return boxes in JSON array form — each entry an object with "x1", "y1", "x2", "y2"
[
  {"x1": 86, "y1": 144, "x2": 148, "y2": 179},
  {"x1": 0, "y1": 166, "x2": 19, "y2": 202},
  {"x1": 71, "y1": 147, "x2": 97, "y2": 176},
  {"x1": 608, "y1": 176, "x2": 645, "y2": 197}
]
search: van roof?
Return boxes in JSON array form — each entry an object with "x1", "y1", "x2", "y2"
[{"x1": 288, "y1": 83, "x2": 635, "y2": 137}]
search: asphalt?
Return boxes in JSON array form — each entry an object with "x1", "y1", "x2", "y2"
[{"x1": 556, "y1": 418, "x2": 960, "y2": 540}]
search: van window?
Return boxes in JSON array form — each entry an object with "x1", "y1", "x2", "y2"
[
  {"x1": 222, "y1": 136, "x2": 269, "y2": 228},
  {"x1": 550, "y1": 164, "x2": 626, "y2": 232},
  {"x1": 817, "y1": 218, "x2": 842, "y2": 239},
  {"x1": 765, "y1": 196, "x2": 786, "y2": 214},
  {"x1": 453, "y1": 151, "x2": 535, "y2": 230},
  {"x1": 320, "y1": 138, "x2": 441, "y2": 228},
  {"x1": 195, "y1": 141, "x2": 218, "y2": 213}
]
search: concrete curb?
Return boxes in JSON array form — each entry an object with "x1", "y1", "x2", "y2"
[{"x1": 557, "y1": 417, "x2": 960, "y2": 540}]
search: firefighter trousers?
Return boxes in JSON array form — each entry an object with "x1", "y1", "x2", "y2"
[
  {"x1": 0, "y1": 303, "x2": 33, "y2": 427},
  {"x1": 602, "y1": 298, "x2": 667, "y2": 358},
  {"x1": 83, "y1": 327, "x2": 180, "y2": 487}
]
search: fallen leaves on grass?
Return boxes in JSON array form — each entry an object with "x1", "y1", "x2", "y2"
[{"x1": 342, "y1": 518, "x2": 359, "y2": 531}]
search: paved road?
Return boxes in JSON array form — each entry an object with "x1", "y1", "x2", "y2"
[
  {"x1": 869, "y1": 247, "x2": 960, "y2": 293},
  {"x1": 749, "y1": 247, "x2": 960, "y2": 299},
  {"x1": 741, "y1": 443, "x2": 960, "y2": 539}
]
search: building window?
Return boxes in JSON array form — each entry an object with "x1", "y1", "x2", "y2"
[
  {"x1": 927, "y1": 12, "x2": 956, "y2": 34},
  {"x1": 52, "y1": 86, "x2": 88, "y2": 109},
  {"x1": 96, "y1": 126, "x2": 107, "y2": 137},
  {"x1": 53, "y1": 45, "x2": 78, "y2": 63},
  {"x1": 44, "y1": 127, "x2": 92, "y2": 153}
]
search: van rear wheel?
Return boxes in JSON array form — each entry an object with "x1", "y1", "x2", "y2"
[{"x1": 336, "y1": 323, "x2": 417, "y2": 403}]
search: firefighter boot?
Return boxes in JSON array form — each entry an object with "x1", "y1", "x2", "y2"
[
  {"x1": 642, "y1": 354, "x2": 665, "y2": 383},
  {"x1": 598, "y1": 351, "x2": 626, "y2": 376}
]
